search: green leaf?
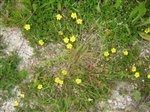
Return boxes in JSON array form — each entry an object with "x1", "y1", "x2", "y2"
[
  {"x1": 133, "y1": 3, "x2": 146, "y2": 23},
  {"x1": 19, "y1": 71, "x2": 28, "y2": 78},
  {"x1": 124, "y1": 24, "x2": 131, "y2": 35},
  {"x1": 129, "y1": 4, "x2": 139, "y2": 19},
  {"x1": 40, "y1": 0, "x2": 55, "y2": 9},
  {"x1": 114, "y1": 0, "x2": 122, "y2": 8},
  {"x1": 23, "y1": 0, "x2": 31, "y2": 4},
  {"x1": 138, "y1": 31, "x2": 150, "y2": 41},
  {"x1": 136, "y1": 18, "x2": 150, "y2": 27},
  {"x1": 32, "y1": 4, "x2": 37, "y2": 12},
  {"x1": 96, "y1": 3, "x2": 100, "y2": 12},
  {"x1": 104, "y1": 0, "x2": 110, "y2": 5},
  {"x1": 132, "y1": 90, "x2": 141, "y2": 102},
  {"x1": 57, "y1": 2, "x2": 61, "y2": 11},
  {"x1": 129, "y1": 2, "x2": 146, "y2": 23}
]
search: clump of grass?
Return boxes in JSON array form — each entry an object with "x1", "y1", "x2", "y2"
[
  {"x1": 0, "y1": 35, "x2": 27, "y2": 90},
  {"x1": 0, "y1": 53, "x2": 25, "y2": 90}
]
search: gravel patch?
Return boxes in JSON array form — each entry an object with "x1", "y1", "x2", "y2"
[
  {"x1": 0, "y1": 26, "x2": 34, "y2": 112},
  {"x1": 133, "y1": 39, "x2": 150, "y2": 59},
  {"x1": 0, "y1": 86, "x2": 23, "y2": 112},
  {"x1": 97, "y1": 81, "x2": 136, "y2": 111},
  {"x1": 0, "y1": 27, "x2": 34, "y2": 70}
]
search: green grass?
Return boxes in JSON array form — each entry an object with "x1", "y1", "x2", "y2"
[
  {"x1": 1, "y1": 0, "x2": 150, "y2": 111},
  {"x1": 0, "y1": 52, "x2": 27, "y2": 90},
  {"x1": 0, "y1": 35, "x2": 27, "y2": 93},
  {"x1": 0, "y1": 54, "x2": 18, "y2": 88}
]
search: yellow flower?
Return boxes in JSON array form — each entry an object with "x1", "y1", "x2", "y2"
[
  {"x1": 149, "y1": 66, "x2": 150, "y2": 69},
  {"x1": 58, "y1": 80, "x2": 63, "y2": 85},
  {"x1": 70, "y1": 35, "x2": 76, "y2": 42},
  {"x1": 103, "y1": 51, "x2": 109, "y2": 57},
  {"x1": 131, "y1": 66, "x2": 136, "y2": 72},
  {"x1": 56, "y1": 14, "x2": 62, "y2": 20},
  {"x1": 134, "y1": 72, "x2": 140, "y2": 78},
  {"x1": 123, "y1": 50, "x2": 128, "y2": 56},
  {"x1": 54, "y1": 77, "x2": 63, "y2": 85},
  {"x1": 20, "y1": 93, "x2": 25, "y2": 98},
  {"x1": 63, "y1": 37, "x2": 69, "y2": 43},
  {"x1": 58, "y1": 31, "x2": 63, "y2": 36},
  {"x1": 75, "y1": 78, "x2": 82, "y2": 84},
  {"x1": 144, "y1": 28, "x2": 150, "y2": 33},
  {"x1": 37, "y1": 84, "x2": 43, "y2": 90},
  {"x1": 111, "y1": 48, "x2": 116, "y2": 53},
  {"x1": 15, "y1": 101, "x2": 19, "y2": 107},
  {"x1": 61, "y1": 70, "x2": 67, "y2": 75},
  {"x1": 38, "y1": 40, "x2": 44, "y2": 46},
  {"x1": 71, "y1": 12, "x2": 77, "y2": 19},
  {"x1": 147, "y1": 74, "x2": 150, "y2": 79},
  {"x1": 54, "y1": 77, "x2": 60, "y2": 83},
  {"x1": 76, "y1": 19, "x2": 83, "y2": 24},
  {"x1": 66, "y1": 43, "x2": 73, "y2": 49},
  {"x1": 24, "y1": 24, "x2": 30, "y2": 30}
]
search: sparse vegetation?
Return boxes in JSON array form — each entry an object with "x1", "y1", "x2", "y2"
[{"x1": 0, "y1": 0, "x2": 150, "y2": 111}]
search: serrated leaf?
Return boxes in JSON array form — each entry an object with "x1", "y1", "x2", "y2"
[
  {"x1": 138, "y1": 31, "x2": 150, "y2": 41},
  {"x1": 132, "y1": 90, "x2": 141, "y2": 102},
  {"x1": 32, "y1": 4, "x2": 37, "y2": 12},
  {"x1": 129, "y1": 4, "x2": 139, "y2": 19},
  {"x1": 132, "y1": 3, "x2": 146, "y2": 23}
]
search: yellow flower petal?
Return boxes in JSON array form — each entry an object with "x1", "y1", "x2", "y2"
[
  {"x1": 20, "y1": 93, "x2": 25, "y2": 98},
  {"x1": 144, "y1": 28, "x2": 150, "y2": 33},
  {"x1": 38, "y1": 40, "x2": 44, "y2": 46},
  {"x1": 15, "y1": 101, "x2": 19, "y2": 107},
  {"x1": 55, "y1": 77, "x2": 60, "y2": 83},
  {"x1": 75, "y1": 78, "x2": 81, "y2": 84},
  {"x1": 24, "y1": 24, "x2": 30, "y2": 30},
  {"x1": 61, "y1": 70, "x2": 67, "y2": 75},
  {"x1": 103, "y1": 51, "x2": 109, "y2": 57},
  {"x1": 70, "y1": 35, "x2": 76, "y2": 42},
  {"x1": 131, "y1": 66, "x2": 136, "y2": 72},
  {"x1": 56, "y1": 14, "x2": 62, "y2": 20},
  {"x1": 111, "y1": 48, "x2": 116, "y2": 53},
  {"x1": 58, "y1": 80, "x2": 64, "y2": 85},
  {"x1": 54, "y1": 77, "x2": 63, "y2": 85},
  {"x1": 134, "y1": 72, "x2": 140, "y2": 78},
  {"x1": 63, "y1": 37, "x2": 69, "y2": 43},
  {"x1": 66, "y1": 43, "x2": 73, "y2": 49},
  {"x1": 37, "y1": 84, "x2": 43, "y2": 90},
  {"x1": 71, "y1": 12, "x2": 77, "y2": 19},
  {"x1": 76, "y1": 19, "x2": 83, "y2": 24},
  {"x1": 123, "y1": 50, "x2": 128, "y2": 56},
  {"x1": 147, "y1": 74, "x2": 150, "y2": 79}
]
